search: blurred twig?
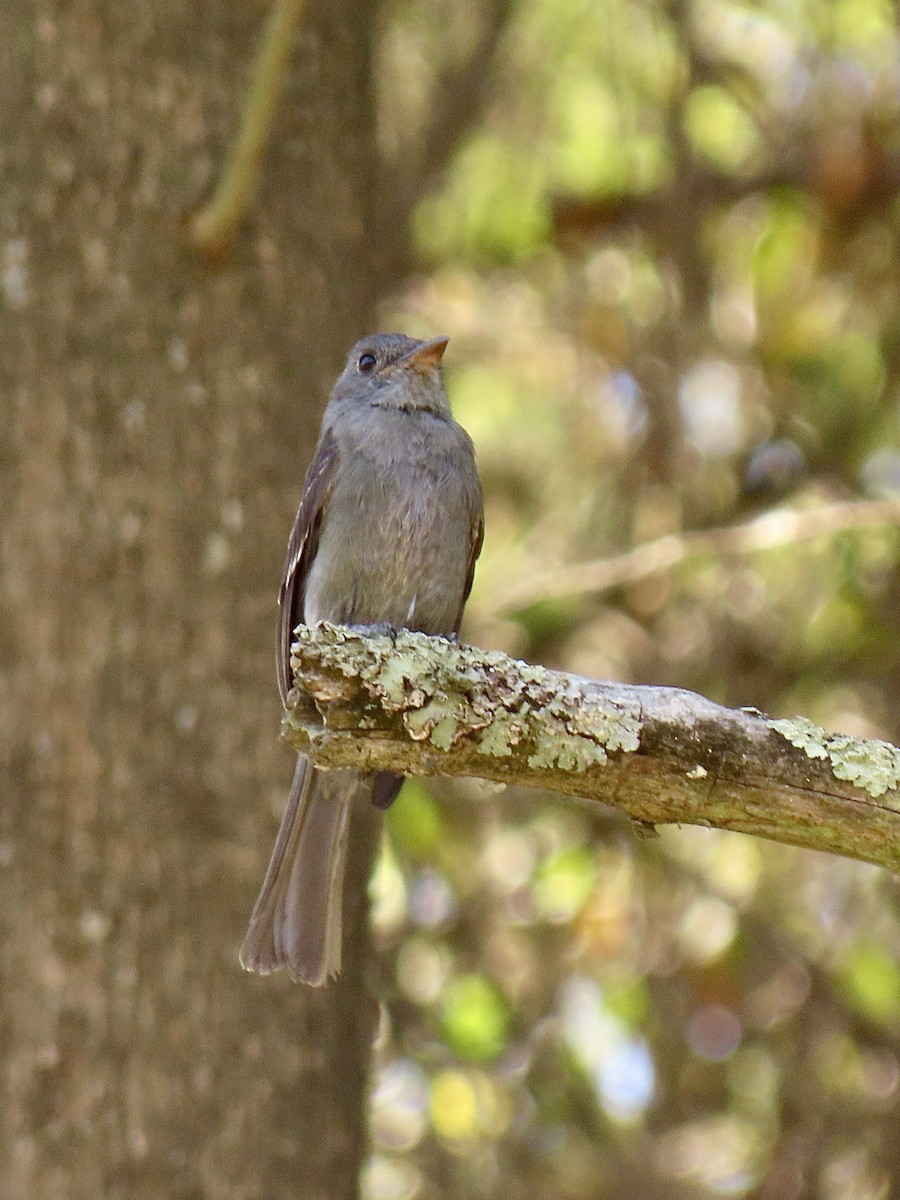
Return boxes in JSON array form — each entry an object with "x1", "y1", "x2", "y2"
[
  {"x1": 189, "y1": 0, "x2": 307, "y2": 259},
  {"x1": 375, "y1": 0, "x2": 514, "y2": 282},
  {"x1": 492, "y1": 498, "x2": 900, "y2": 613},
  {"x1": 284, "y1": 623, "x2": 900, "y2": 874},
  {"x1": 550, "y1": 143, "x2": 900, "y2": 250},
  {"x1": 414, "y1": 0, "x2": 513, "y2": 187}
]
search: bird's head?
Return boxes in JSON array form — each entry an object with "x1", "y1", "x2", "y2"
[{"x1": 329, "y1": 333, "x2": 451, "y2": 416}]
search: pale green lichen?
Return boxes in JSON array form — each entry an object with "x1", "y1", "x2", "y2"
[
  {"x1": 365, "y1": 647, "x2": 431, "y2": 709},
  {"x1": 527, "y1": 733, "x2": 608, "y2": 771},
  {"x1": 514, "y1": 662, "x2": 553, "y2": 686},
  {"x1": 575, "y1": 699, "x2": 641, "y2": 754},
  {"x1": 769, "y1": 716, "x2": 900, "y2": 799},
  {"x1": 477, "y1": 709, "x2": 526, "y2": 758},
  {"x1": 768, "y1": 716, "x2": 829, "y2": 760},
  {"x1": 294, "y1": 623, "x2": 643, "y2": 773},
  {"x1": 826, "y1": 736, "x2": 900, "y2": 798},
  {"x1": 403, "y1": 698, "x2": 461, "y2": 751},
  {"x1": 468, "y1": 686, "x2": 642, "y2": 770},
  {"x1": 525, "y1": 696, "x2": 641, "y2": 770}
]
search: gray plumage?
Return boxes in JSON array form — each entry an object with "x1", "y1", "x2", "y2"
[{"x1": 240, "y1": 334, "x2": 483, "y2": 985}]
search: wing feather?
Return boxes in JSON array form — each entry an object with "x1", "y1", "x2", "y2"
[
  {"x1": 454, "y1": 504, "x2": 484, "y2": 633},
  {"x1": 277, "y1": 428, "x2": 339, "y2": 707}
]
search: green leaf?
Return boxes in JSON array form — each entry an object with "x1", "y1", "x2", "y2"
[
  {"x1": 440, "y1": 974, "x2": 511, "y2": 1063},
  {"x1": 534, "y1": 846, "x2": 597, "y2": 921},
  {"x1": 684, "y1": 86, "x2": 761, "y2": 172},
  {"x1": 387, "y1": 781, "x2": 446, "y2": 862},
  {"x1": 837, "y1": 942, "x2": 900, "y2": 1027}
]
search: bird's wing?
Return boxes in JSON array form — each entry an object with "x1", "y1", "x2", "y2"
[
  {"x1": 454, "y1": 502, "x2": 484, "y2": 633},
  {"x1": 277, "y1": 427, "x2": 339, "y2": 708}
]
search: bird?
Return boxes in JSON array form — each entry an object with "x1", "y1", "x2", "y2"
[{"x1": 240, "y1": 333, "x2": 484, "y2": 985}]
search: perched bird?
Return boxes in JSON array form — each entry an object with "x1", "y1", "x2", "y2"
[{"x1": 240, "y1": 333, "x2": 483, "y2": 985}]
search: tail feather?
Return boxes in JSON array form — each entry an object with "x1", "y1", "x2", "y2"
[{"x1": 240, "y1": 757, "x2": 358, "y2": 986}]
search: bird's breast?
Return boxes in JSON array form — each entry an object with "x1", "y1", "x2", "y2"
[{"x1": 304, "y1": 450, "x2": 474, "y2": 634}]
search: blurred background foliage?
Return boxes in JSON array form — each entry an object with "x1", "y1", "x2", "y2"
[{"x1": 362, "y1": 0, "x2": 900, "y2": 1196}]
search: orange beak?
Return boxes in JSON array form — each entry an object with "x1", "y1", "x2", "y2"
[{"x1": 399, "y1": 335, "x2": 449, "y2": 371}]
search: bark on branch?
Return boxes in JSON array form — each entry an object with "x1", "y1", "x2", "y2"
[{"x1": 284, "y1": 624, "x2": 900, "y2": 873}]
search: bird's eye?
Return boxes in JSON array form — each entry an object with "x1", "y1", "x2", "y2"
[{"x1": 357, "y1": 353, "x2": 377, "y2": 373}]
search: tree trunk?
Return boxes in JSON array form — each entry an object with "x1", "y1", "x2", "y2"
[{"x1": 0, "y1": 3, "x2": 380, "y2": 1197}]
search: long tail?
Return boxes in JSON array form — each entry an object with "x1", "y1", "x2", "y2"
[{"x1": 240, "y1": 757, "x2": 363, "y2": 986}]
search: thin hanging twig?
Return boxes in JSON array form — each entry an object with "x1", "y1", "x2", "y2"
[{"x1": 189, "y1": 0, "x2": 307, "y2": 259}]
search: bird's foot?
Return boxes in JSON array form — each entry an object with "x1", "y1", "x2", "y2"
[{"x1": 346, "y1": 622, "x2": 397, "y2": 641}]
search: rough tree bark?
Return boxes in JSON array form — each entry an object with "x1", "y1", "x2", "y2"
[
  {"x1": 283, "y1": 625, "x2": 900, "y2": 873},
  {"x1": 0, "y1": 3, "x2": 380, "y2": 1198}
]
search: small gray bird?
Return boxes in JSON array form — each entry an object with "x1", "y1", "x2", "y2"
[{"x1": 240, "y1": 333, "x2": 483, "y2": 985}]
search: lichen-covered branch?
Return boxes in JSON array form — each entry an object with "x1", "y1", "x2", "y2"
[{"x1": 284, "y1": 624, "x2": 900, "y2": 873}]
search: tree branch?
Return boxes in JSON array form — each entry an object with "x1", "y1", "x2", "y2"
[{"x1": 284, "y1": 624, "x2": 900, "y2": 873}]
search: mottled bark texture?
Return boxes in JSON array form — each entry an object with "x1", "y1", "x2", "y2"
[
  {"x1": 0, "y1": 4, "x2": 380, "y2": 1198},
  {"x1": 285, "y1": 626, "x2": 900, "y2": 874}
]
